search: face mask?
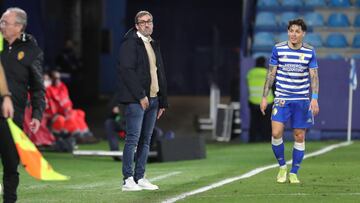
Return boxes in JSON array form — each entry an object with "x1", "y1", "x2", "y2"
[{"x1": 44, "y1": 80, "x2": 51, "y2": 88}]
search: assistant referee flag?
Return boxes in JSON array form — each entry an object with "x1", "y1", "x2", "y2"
[{"x1": 7, "y1": 119, "x2": 70, "y2": 181}]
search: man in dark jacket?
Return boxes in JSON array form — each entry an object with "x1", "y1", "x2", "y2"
[
  {"x1": 118, "y1": 10, "x2": 168, "y2": 191},
  {"x1": 0, "y1": 7, "x2": 45, "y2": 202}
]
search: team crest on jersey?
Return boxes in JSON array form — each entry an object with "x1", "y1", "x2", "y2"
[
  {"x1": 300, "y1": 53, "x2": 305, "y2": 61},
  {"x1": 17, "y1": 51, "x2": 25, "y2": 60},
  {"x1": 272, "y1": 108, "x2": 278, "y2": 116}
]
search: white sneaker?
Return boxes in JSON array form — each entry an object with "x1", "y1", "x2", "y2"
[
  {"x1": 137, "y1": 178, "x2": 159, "y2": 190},
  {"x1": 122, "y1": 177, "x2": 142, "y2": 191}
]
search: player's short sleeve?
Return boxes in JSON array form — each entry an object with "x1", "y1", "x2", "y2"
[
  {"x1": 309, "y1": 49, "x2": 318, "y2": 69},
  {"x1": 269, "y1": 46, "x2": 278, "y2": 66}
]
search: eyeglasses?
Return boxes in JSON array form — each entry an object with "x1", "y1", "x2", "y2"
[
  {"x1": 137, "y1": 20, "x2": 153, "y2": 26},
  {"x1": 0, "y1": 20, "x2": 19, "y2": 27}
]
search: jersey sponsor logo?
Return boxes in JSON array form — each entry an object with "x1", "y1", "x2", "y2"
[
  {"x1": 281, "y1": 64, "x2": 307, "y2": 72},
  {"x1": 17, "y1": 51, "x2": 25, "y2": 60}
]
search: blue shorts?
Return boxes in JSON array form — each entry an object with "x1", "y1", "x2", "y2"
[{"x1": 271, "y1": 99, "x2": 313, "y2": 129}]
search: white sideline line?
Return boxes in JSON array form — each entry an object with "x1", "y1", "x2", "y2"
[
  {"x1": 20, "y1": 171, "x2": 182, "y2": 191},
  {"x1": 198, "y1": 192, "x2": 360, "y2": 197},
  {"x1": 162, "y1": 141, "x2": 353, "y2": 203},
  {"x1": 150, "y1": 171, "x2": 182, "y2": 182}
]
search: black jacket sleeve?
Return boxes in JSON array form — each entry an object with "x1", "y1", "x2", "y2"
[
  {"x1": 158, "y1": 51, "x2": 168, "y2": 108},
  {"x1": 29, "y1": 51, "x2": 45, "y2": 120},
  {"x1": 154, "y1": 43, "x2": 168, "y2": 108},
  {"x1": 118, "y1": 40, "x2": 146, "y2": 100}
]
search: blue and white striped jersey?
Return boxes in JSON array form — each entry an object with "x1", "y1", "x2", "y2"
[{"x1": 269, "y1": 41, "x2": 318, "y2": 100}]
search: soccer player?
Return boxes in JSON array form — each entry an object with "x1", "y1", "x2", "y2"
[{"x1": 260, "y1": 19, "x2": 319, "y2": 184}]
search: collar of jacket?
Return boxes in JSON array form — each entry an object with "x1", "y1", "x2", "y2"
[
  {"x1": 136, "y1": 31, "x2": 153, "y2": 43},
  {"x1": 124, "y1": 27, "x2": 159, "y2": 46},
  {"x1": 4, "y1": 33, "x2": 37, "y2": 48}
]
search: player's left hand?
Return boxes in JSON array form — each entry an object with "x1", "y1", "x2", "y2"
[
  {"x1": 157, "y1": 108, "x2": 165, "y2": 119},
  {"x1": 29, "y1": 118, "x2": 41, "y2": 133},
  {"x1": 260, "y1": 97, "x2": 268, "y2": 115},
  {"x1": 310, "y1": 99, "x2": 319, "y2": 116}
]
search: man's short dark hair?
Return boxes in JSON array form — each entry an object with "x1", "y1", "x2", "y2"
[
  {"x1": 287, "y1": 18, "x2": 307, "y2": 32},
  {"x1": 255, "y1": 56, "x2": 266, "y2": 67},
  {"x1": 134, "y1": 11, "x2": 153, "y2": 24}
]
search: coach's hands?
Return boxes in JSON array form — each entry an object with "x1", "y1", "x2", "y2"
[
  {"x1": 140, "y1": 96, "x2": 149, "y2": 110},
  {"x1": 157, "y1": 108, "x2": 165, "y2": 119},
  {"x1": 310, "y1": 99, "x2": 319, "y2": 116},
  {"x1": 260, "y1": 97, "x2": 268, "y2": 115}
]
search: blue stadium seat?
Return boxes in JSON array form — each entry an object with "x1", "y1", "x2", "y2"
[
  {"x1": 257, "y1": 0, "x2": 280, "y2": 9},
  {"x1": 304, "y1": 0, "x2": 327, "y2": 7},
  {"x1": 277, "y1": 32, "x2": 288, "y2": 43},
  {"x1": 281, "y1": 0, "x2": 303, "y2": 8},
  {"x1": 326, "y1": 53, "x2": 344, "y2": 60},
  {"x1": 255, "y1": 12, "x2": 277, "y2": 30},
  {"x1": 279, "y1": 12, "x2": 299, "y2": 28},
  {"x1": 353, "y1": 34, "x2": 360, "y2": 48},
  {"x1": 326, "y1": 33, "x2": 348, "y2": 48},
  {"x1": 356, "y1": 0, "x2": 360, "y2": 7},
  {"x1": 252, "y1": 32, "x2": 275, "y2": 51},
  {"x1": 327, "y1": 13, "x2": 350, "y2": 27},
  {"x1": 304, "y1": 13, "x2": 325, "y2": 27},
  {"x1": 304, "y1": 33, "x2": 323, "y2": 47},
  {"x1": 329, "y1": 0, "x2": 351, "y2": 7},
  {"x1": 354, "y1": 14, "x2": 360, "y2": 27}
]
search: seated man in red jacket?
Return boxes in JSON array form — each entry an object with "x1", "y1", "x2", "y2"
[
  {"x1": 23, "y1": 73, "x2": 74, "y2": 152},
  {"x1": 46, "y1": 70, "x2": 97, "y2": 143}
]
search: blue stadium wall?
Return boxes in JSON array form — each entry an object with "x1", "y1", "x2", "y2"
[
  {"x1": 99, "y1": 0, "x2": 127, "y2": 94},
  {"x1": 1, "y1": 0, "x2": 45, "y2": 51},
  {"x1": 1, "y1": 0, "x2": 127, "y2": 95}
]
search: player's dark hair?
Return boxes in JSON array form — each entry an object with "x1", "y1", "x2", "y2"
[{"x1": 287, "y1": 18, "x2": 307, "y2": 32}]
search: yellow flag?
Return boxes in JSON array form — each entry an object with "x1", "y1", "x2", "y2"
[{"x1": 7, "y1": 118, "x2": 70, "y2": 181}]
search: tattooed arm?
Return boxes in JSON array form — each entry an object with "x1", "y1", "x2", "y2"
[
  {"x1": 260, "y1": 65, "x2": 278, "y2": 115},
  {"x1": 309, "y1": 68, "x2": 319, "y2": 116},
  {"x1": 309, "y1": 68, "x2": 319, "y2": 95}
]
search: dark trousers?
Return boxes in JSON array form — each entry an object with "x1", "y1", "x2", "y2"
[
  {"x1": 248, "y1": 102, "x2": 272, "y2": 143},
  {"x1": 0, "y1": 118, "x2": 19, "y2": 203},
  {"x1": 122, "y1": 98, "x2": 158, "y2": 181}
]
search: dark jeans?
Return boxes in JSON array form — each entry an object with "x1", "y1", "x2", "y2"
[
  {"x1": 249, "y1": 102, "x2": 272, "y2": 143},
  {"x1": 122, "y1": 97, "x2": 158, "y2": 181},
  {"x1": 0, "y1": 118, "x2": 19, "y2": 203},
  {"x1": 104, "y1": 118, "x2": 120, "y2": 151}
]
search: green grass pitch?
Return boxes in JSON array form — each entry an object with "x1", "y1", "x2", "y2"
[{"x1": 1, "y1": 141, "x2": 359, "y2": 203}]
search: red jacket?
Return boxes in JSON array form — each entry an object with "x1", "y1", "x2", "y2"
[{"x1": 46, "y1": 82, "x2": 73, "y2": 116}]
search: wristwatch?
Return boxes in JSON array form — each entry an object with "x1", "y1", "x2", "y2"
[{"x1": 1, "y1": 92, "x2": 12, "y2": 98}]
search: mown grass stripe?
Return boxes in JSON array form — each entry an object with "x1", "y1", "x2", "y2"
[{"x1": 163, "y1": 141, "x2": 353, "y2": 203}]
